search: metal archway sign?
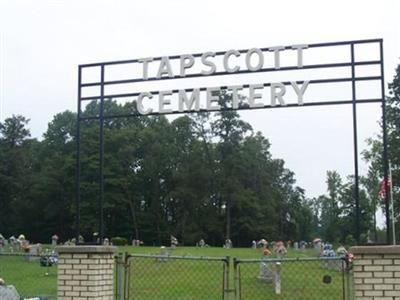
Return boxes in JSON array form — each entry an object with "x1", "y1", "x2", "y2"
[{"x1": 76, "y1": 39, "x2": 390, "y2": 244}]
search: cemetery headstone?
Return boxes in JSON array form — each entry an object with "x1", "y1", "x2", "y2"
[
  {"x1": 251, "y1": 240, "x2": 257, "y2": 249},
  {"x1": 78, "y1": 235, "x2": 84, "y2": 244},
  {"x1": 224, "y1": 239, "x2": 233, "y2": 249},
  {"x1": 28, "y1": 244, "x2": 41, "y2": 262},
  {"x1": 51, "y1": 234, "x2": 58, "y2": 247},
  {"x1": 300, "y1": 240, "x2": 306, "y2": 250},
  {"x1": 313, "y1": 238, "x2": 322, "y2": 255},
  {"x1": 0, "y1": 234, "x2": 4, "y2": 252},
  {"x1": 257, "y1": 261, "x2": 274, "y2": 283},
  {"x1": 257, "y1": 247, "x2": 273, "y2": 282},
  {"x1": 0, "y1": 278, "x2": 20, "y2": 300},
  {"x1": 170, "y1": 236, "x2": 178, "y2": 249},
  {"x1": 159, "y1": 246, "x2": 168, "y2": 262},
  {"x1": 286, "y1": 240, "x2": 291, "y2": 249},
  {"x1": 293, "y1": 242, "x2": 299, "y2": 250},
  {"x1": 199, "y1": 239, "x2": 205, "y2": 247},
  {"x1": 274, "y1": 262, "x2": 282, "y2": 295}
]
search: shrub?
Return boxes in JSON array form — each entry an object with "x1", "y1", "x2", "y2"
[
  {"x1": 345, "y1": 234, "x2": 356, "y2": 247},
  {"x1": 111, "y1": 236, "x2": 128, "y2": 246}
]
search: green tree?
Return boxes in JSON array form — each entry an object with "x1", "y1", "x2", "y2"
[
  {"x1": 211, "y1": 90, "x2": 252, "y2": 240},
  {"x1": 318, "y1": 171, "x2": 342, "y2": 242},
  {"x1": 0, "y1": 95, "x2": 324, "y2": 245},
  {"x1": 30, "y1": 111, "x2": 76, "y2": 241},
  {"x1": 0, "y1": 115, "x2": 34, "y2": 237}
]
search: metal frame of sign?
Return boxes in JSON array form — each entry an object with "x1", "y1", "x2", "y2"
[{"x1": 76, "y1": 38, "x2": 390, "y2": 244}]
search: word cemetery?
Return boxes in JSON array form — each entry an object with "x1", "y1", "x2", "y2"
[{"x1": 136, "y1": 81, "x2": 309, "y2": 114}]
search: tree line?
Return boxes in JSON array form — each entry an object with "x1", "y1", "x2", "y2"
[{"x1": 0, "y1": 65, "x2": 399, "y2": 246}]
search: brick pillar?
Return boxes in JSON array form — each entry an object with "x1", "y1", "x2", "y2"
[
  {"x1": 56, "y1": 245, "x2": 117, "y2": 300},
  {"x1": 350, "y1": 245, "x2": 400, "y2": 299}
]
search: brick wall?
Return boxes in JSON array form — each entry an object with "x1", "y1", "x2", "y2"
[
  {"x1": 56, "y1": 245, "x2": 117, "y2": 300},
  {"x1": 350, "y1": 246, "x2": 400, "y2": 300}
]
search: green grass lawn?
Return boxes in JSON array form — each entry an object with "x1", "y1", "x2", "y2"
[
  {"x1": 0, "y1": 246, "x2": 351, "y2": 299},
  {"x1": 0, "y1": 253, "x2": 58, "y2": 299}
]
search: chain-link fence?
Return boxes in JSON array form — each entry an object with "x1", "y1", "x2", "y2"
[
  {"x1": 0, "y1": 252, "x2": 58, "y2": 299},
  {"x1": 121, "y1": 253, "x2": 229, "y2": 300},
  {"x1": 234, "y1": 256, "x2": 353, "y2": 300}
]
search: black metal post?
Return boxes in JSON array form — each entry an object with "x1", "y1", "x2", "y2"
[
  {"x1": 379, "y1": 40, "x2": 391, "y2": 244},
  {"x1": 76, "y1": 66, "x2": 82, "y2": 243},
  {"x1": 373, "y1": 195, "x2": 377, "y2": 242},
  {"x1": 350, "y1": 43, "x2": 361, "y2": 244},
  {"x1": 99, "y1": 65, "x2": 105, "y2": 244}
]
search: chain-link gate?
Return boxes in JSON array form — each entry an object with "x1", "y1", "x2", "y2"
[
  {"x1": 234, "y1": 256, "x2": 353, "y2": 300},
  {"x1": 116, "y1": 253, "x2": 230, "y2": 300}
]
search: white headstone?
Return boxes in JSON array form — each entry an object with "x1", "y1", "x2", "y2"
[
  {"x1": 314, "y1": 241, "x2": 322, "y2": 255},
  {"x1": 251, "y1": 240, "x2": 257, "y2": 249},
  {"x1": 274, "y1": 262, "x2": 282, "y2": 294},
  {"x1": 159, "y1": 246, "x2": 168, "y2": 262},
  {"x1": 28, "y1": 244, "x2": 41, "y2": 262},
  {"x1": 0, "y1": 285, "x2": 20, "y2": 300},
  {"x1": 257, "y1": 262, "x2": 273, "y2": 283}
]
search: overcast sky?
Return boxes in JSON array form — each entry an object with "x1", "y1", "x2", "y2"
[{"x1": 0, "y1": 0, "x2": 399, "y2": 210}]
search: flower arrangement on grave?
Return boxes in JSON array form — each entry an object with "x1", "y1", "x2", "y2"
[
  {"x1": 21, "y1": 243, "x2": 31, "y2": 253},
  {"x1": 17, "y1": 234, "x2": 30, "y2": 252},
  {"x1": 273, "y1": 241, "x2": 287, "y2": 257},
  {"x1": 346, "y1": 253, "x2": 354, "y2": 262},
  {"x1": 344, "y1": 252, "x2": 355, "y2": 272},
  {"x1": 263, "y1": 248, "x2": 271, "y2": 256}
]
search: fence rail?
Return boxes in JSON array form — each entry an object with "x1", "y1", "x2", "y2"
[{"x1": 0, "y1": 251, "x2": 58, "y2": 300}]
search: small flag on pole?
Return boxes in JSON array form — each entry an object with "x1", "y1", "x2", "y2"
[{"x1": 378, "y1": 179, "x2": 391, "y2": 199}]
